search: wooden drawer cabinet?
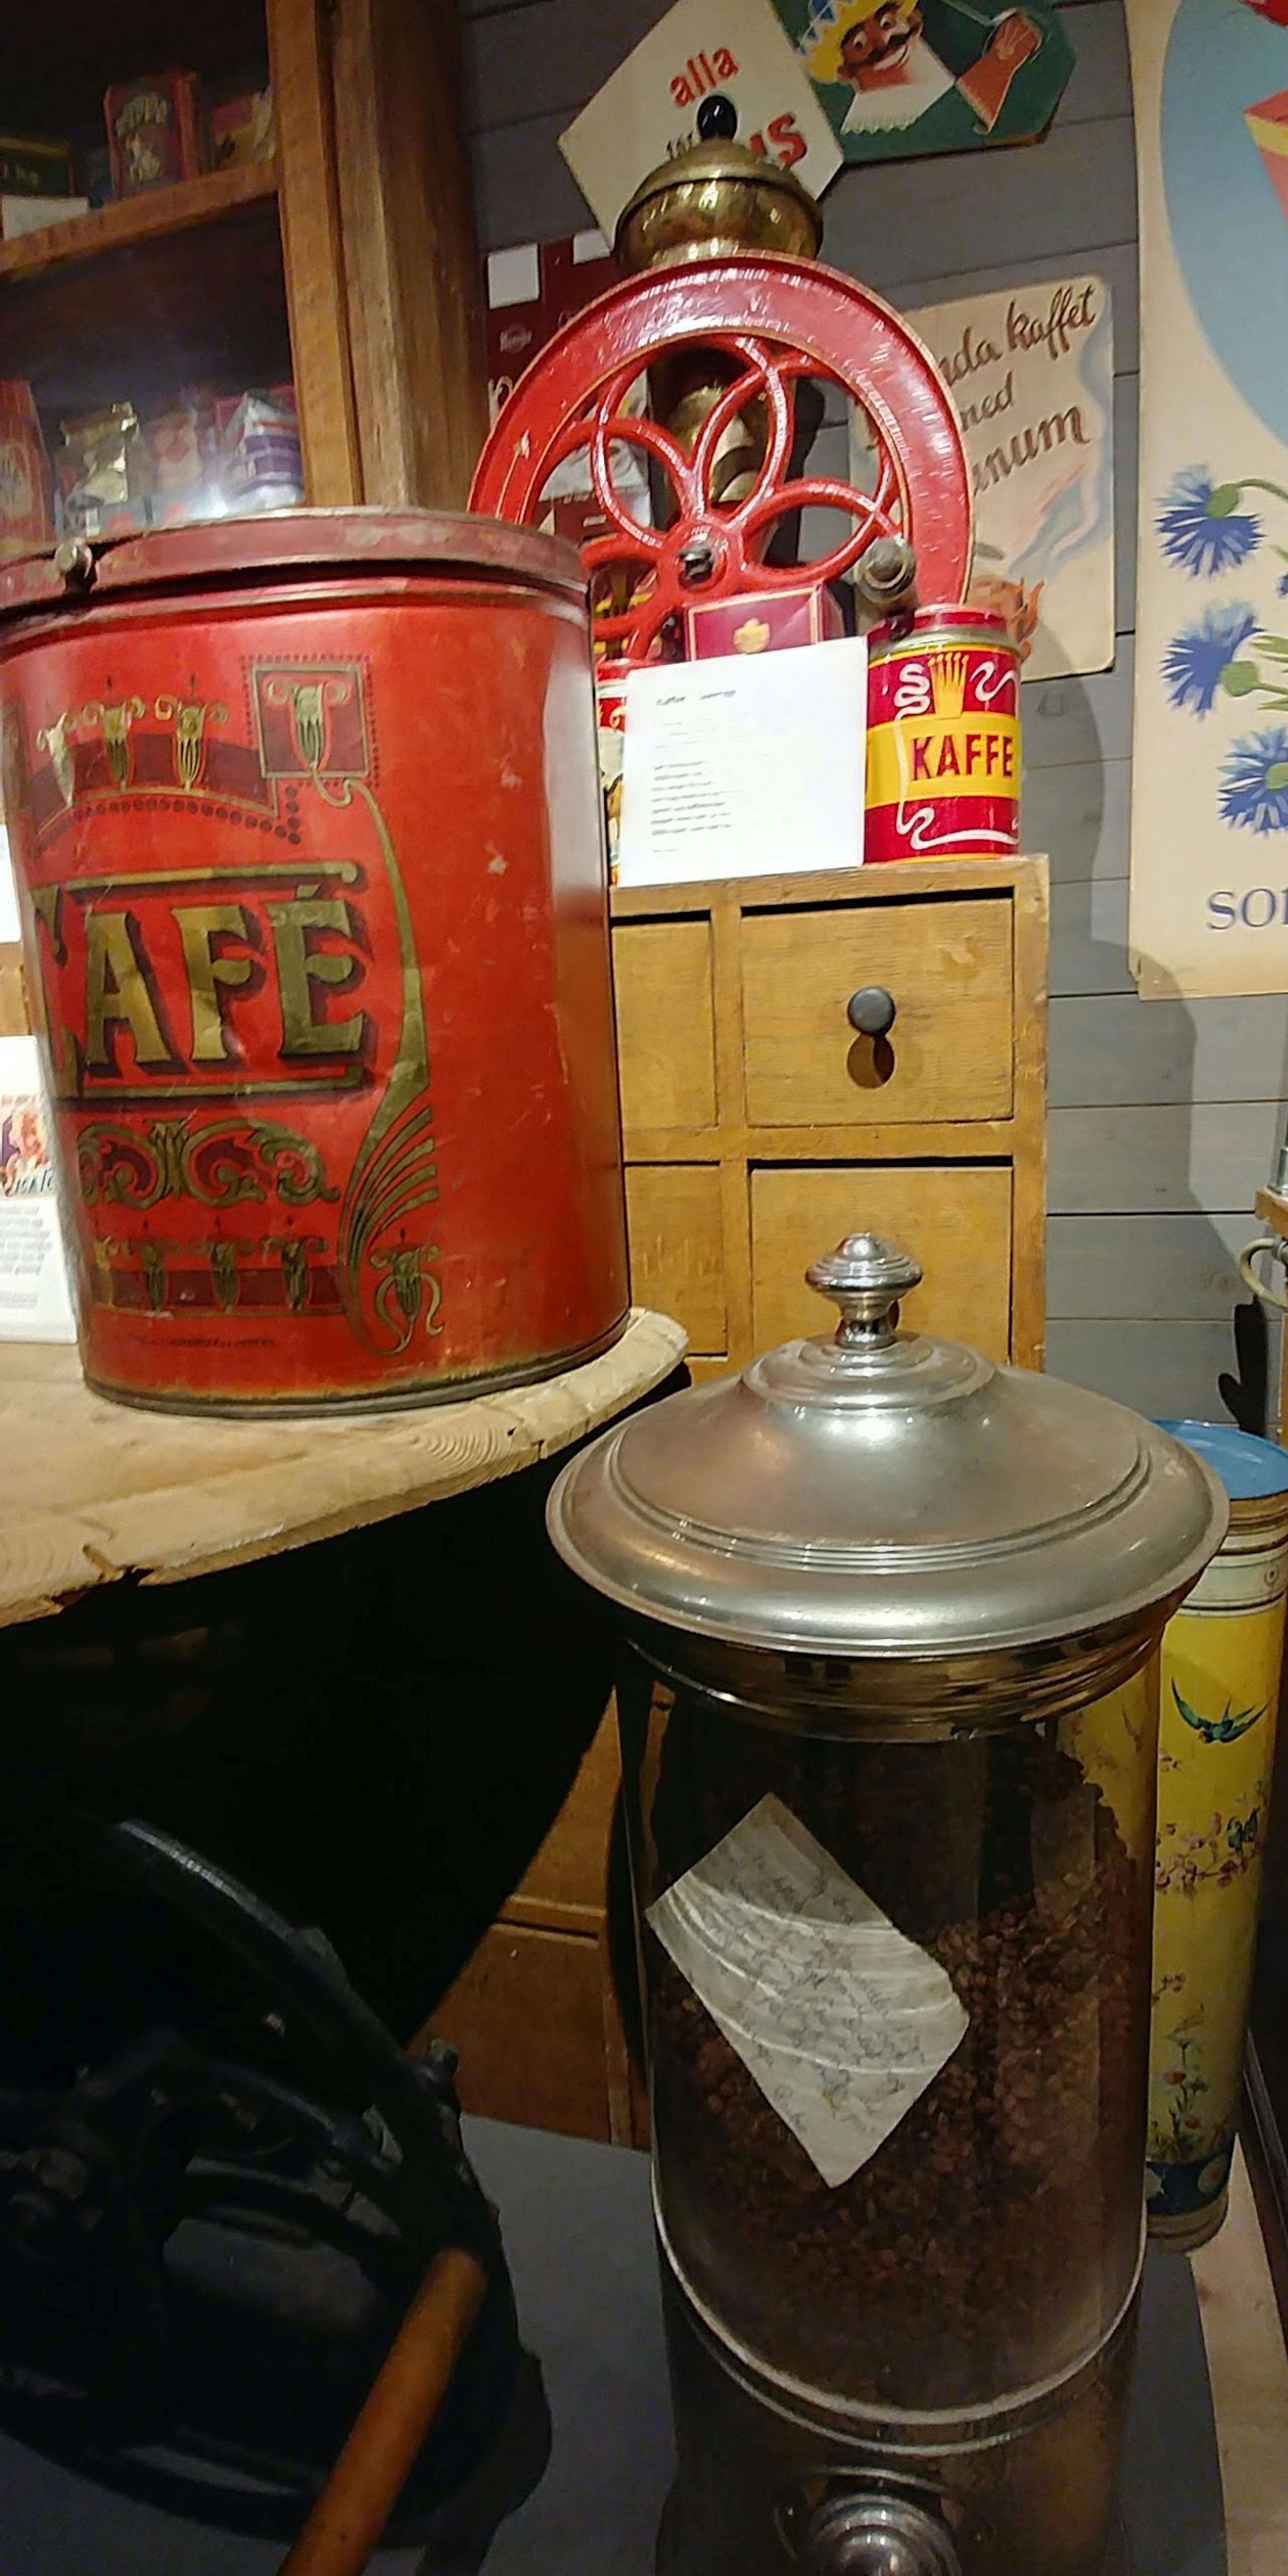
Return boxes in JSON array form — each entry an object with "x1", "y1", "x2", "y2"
[{"x1": 612, "y1": 857, "x2": 1047, "y2": 1378}]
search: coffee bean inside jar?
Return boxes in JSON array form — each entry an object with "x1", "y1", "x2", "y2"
[{"x1": 636, "y1": 1694, "x2": 1151, "y2": 2413}]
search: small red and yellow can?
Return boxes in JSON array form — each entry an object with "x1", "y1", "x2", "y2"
[{"x1": 865, "y1": 605, "x2": 1020, "y2": 865}]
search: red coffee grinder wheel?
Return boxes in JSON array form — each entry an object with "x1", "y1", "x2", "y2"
[{"x1": 469, "y1": 255, "x2": 972, "y2": 669}]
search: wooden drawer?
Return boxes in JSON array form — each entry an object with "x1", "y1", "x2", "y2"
[
  {"x1": 625, "y1": 1165, "x2": 727, "y2": 1356},
  {"x1": 751, "y1": 1165, "x2": 1013, "y2": 1362},
  {"x1": 511, "y1": 1706, "x2": 619, "y2": 1924},
  {"x1": 740, "y1": 896, "x2": 1014, "y2": 1128},
  {"x1": 614, "y1": 916, "x2": 716, "y2": 1130},
  {"x1": 429, "y1": 1921, "x2": 620, "y2": 2140}
]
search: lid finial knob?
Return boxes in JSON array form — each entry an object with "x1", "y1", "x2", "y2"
[{"x1": 805, "y1": 1232, "x2": 922, "y2": 1349}]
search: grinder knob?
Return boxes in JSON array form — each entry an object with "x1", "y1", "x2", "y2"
[{"x1": 802, "y1": 2497, "x2": 962, "y2": 2576}]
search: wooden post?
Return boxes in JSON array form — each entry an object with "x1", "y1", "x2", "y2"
[
  {"x1": 329, "y1": 0, "x2": 489, "y2": 509},
  {"x1": 269, "y1": 0, "x2": 364, "y2": 504}
]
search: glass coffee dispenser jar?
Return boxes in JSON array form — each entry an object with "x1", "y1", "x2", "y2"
[{"x1": 548, "y1": 1234, "x2": 1226, "y2": 2576}]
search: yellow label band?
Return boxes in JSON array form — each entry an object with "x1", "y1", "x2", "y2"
[{"x1": 866, "y1": 714, "x2": 1019, "y2": 808}]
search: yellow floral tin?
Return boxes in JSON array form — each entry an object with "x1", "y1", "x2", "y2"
[{"x1": 1148, "y1": 1418, "x2": 1288, "y2": 2248}]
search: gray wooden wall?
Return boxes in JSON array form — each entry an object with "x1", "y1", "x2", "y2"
[{"x1": 462, "y1": 0, "x2": 1286, "y2": 1424}]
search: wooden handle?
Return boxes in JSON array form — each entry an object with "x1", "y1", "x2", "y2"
[{"x1": 277, "y1": 2245, "x2": 488, "y2": 2576}]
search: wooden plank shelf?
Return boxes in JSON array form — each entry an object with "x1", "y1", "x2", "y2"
[
  {"x1": 0, "y1": 1308, "x2": 686, "y2": 1629},
  {"x1": 0, "y1": 160, "x2": 278, "y2": 283}
]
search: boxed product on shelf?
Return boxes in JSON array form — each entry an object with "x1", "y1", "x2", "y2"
[
  {"x1": 215, "y1": 384, "x2": 303, "y2": 511},
  {"x1": 1, "y1": 194, "x2": 89, "y2": 240},
  {"x1": 43, "y1": 379, "x2": 304, "y2": 539},
  {"x1": 684, "y1": 582, "x2": 846, "y2": 658},
  {"x1": 54, "y1": 404, "x2": 152, "y2": 541},
  {"x1": 104, "y1": 72, "x2": 202, "y2": 195},
  {"x1": 0, "y1": 135, "x2": 75, "y2": 197},
  {"x1": 0, "y1": 383, "x2": 54, "y2": 559},
  {"x1": 208, "y1": 88, "x2": 274, "y2": 168},
  {"x1": 142, "y1": 388, "x2": 220, "y2": 526},
  {"x1": 80, "y1": 146, "x2": 112, "y2": 208}
]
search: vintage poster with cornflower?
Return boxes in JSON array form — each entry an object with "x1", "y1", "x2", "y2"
[{"x1": 1128, "y1": 0, "x2": 1288, "y2": 999}]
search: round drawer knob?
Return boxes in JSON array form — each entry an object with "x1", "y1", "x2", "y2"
[{"x1": 847, "y1": 985, "x2": 897, "y2": 1038}]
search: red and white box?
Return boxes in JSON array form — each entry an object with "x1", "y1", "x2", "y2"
[
  {"x1": 105, "y1": 72, "x2": 202, "y2": 196},
  {"x1": 0, "y1": 380, "x2": 53, "y2": 559},
  {"x1": 485, "y1": 229, "x2": 620, "y2": 420},
  {"x1": 684, "y1": 581, "x2": 846, "y2": 660}
]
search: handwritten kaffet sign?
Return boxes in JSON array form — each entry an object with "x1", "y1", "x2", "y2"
[{"x1": 855, "y1": 273, "x2": 1115, "y2": 681}]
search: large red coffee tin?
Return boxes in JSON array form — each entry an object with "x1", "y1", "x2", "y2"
[
  {"x1": 0, "y1": 512, "x2": 629, "y2": 1411},
  {"x1": 865, "y1": 605, "x2": 1021, "y2": 864}
]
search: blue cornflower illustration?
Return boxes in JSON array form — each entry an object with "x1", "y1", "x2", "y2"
[
  {"x1": 1157, "y1": 468, "x2": 1261, "y2": 577},
  {"x1": 1162, "y1": 602, "x2": 1258, "y2": 714},
  {"x1": 1279, "y1": 570, "x2": 1288, "y2": 597},
  {"x1": 1220, "y1": 729, "x2": 1288, "y2": 835}
]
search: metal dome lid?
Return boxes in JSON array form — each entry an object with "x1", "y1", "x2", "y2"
[
  {"x1": 614, "y1": 94, "x2": 822, "y2": 274},
  {"x1": 547, "y1": 1231, "x2": 1227, "y2": 1664}
]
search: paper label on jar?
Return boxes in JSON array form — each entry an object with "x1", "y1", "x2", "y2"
[{"x1": 646, "y1": 1793, "x2": 969, "y2": 2190}]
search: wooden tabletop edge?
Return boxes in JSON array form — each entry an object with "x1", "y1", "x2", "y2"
[{"x1": 0, "y1": 1309, "x2": 688, "y2": 1621}]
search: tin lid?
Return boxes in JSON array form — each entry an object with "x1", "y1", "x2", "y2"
[
  {"x1": 547, "y1": 1231, "x2": 1227, "y2": 1663},
  {"x1": 868, "y1": 603, "x2": 1011, "y2": 649},
  {"x1": 0, "y1": 508, "x2": 587, "y2": 622},
  {"x1": 1156, "y1": 1418, "x2": 1288, "y2": 1535},
  {"x1": 614, "y1": 95, "x2": 822, "y2": 273}
]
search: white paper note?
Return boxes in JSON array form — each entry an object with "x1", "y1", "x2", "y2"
[
  {"x1": 647, "y1": 1793, "x2": 968, "y2": 2188},
  {"x1": 0, "y1": 1036, "x2": 77, "y2": 1344},
  {"x1": 617, "y1": 636, "x2": 866, "y2": 887},
  {"x1": 559, "y1": 0, "x2": 842, "y2": 240}
]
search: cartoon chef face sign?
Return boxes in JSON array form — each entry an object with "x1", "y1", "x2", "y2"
[
  {"x1": 835, "y1": 1, "x2": 955, "y2": 129},
  {"x1": 801, "y1": 0, "x2": 1043, "y2": 140},
  {"x1": 839, "y1": 2, "x2": 927, "y2": 85}
]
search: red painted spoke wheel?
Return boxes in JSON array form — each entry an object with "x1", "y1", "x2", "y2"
[{"x1": 470, "y1": 256, "x2": 972, "y2": 669}]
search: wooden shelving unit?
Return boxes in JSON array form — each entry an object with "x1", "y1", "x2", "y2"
[
  {"x1": 0, "y1": 160, "x2": 277, "y2": 282},
  {"x1": 0, "y1": 186, "x2": 291, "y2": 418},
  {"x1": 0, "y1": 0, "x2": 486, "y2": 506}
]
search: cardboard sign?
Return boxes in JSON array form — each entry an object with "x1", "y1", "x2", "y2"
[
  {"x1": 893, "y1": 274, "x2": 1115, "y2": 680},
  {"x1": 559, "y1": 0, "x2": 842, "y2": 239},
  {"x1": 775, "y1": 0, "x2": 1075, "y2": 165}
]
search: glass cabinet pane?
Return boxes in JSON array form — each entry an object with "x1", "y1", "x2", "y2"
[{"x1": 0, "y1": 1, "x2": 301, "y2": 545}]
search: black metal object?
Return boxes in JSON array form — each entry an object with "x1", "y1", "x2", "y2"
[
  {"x1": 846, "y1": 987, "x2": 897, "y2": 1039},
  {"x1": 0, "y1": 1811, "x2": 546, "y2": 2544},
  {"x1": 0, "y1": 1384, "x2": 689, "y2": 2544}
]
